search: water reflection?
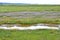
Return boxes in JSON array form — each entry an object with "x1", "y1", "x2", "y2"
[{"x1": 0, "y1": 24, "x2": 59, "y2": 30}]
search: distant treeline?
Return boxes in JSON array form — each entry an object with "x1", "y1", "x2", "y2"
[
  {"x1": 0, "y1": 3, "x2": 60, "y2": 6},
  {"x1": 0, "y1": 3, "x2": 27, "y2": 6}
]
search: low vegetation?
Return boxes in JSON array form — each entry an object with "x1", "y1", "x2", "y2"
[
  {"x1": 0, "y1": 30, "x2": 59, "y2": 40},
  {"x1": 0, "y1": 17, "x2": 60, "y2": 25},
  {"x1": 0, "y1": 5, "x2": 60, "y2": 13}
]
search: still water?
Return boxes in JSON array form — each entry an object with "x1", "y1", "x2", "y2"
[{"x1": 0, "y1": 24, "x2": 59, "y2": 30}]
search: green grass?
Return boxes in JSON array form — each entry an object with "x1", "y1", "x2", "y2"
[
  {"x1": 0, "y1": 5, "x2": 60, "y2": 12},
  {"x1": 0, "y1": 30, "x2": 60, "y2": 40}
]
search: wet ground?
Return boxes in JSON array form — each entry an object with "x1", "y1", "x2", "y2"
[
  {"x1": 0, "y1": 24, "x2": 59, "y2": 27},
  {"x1": 0, "y1": 12, "x2": 60, "y2": 18}
]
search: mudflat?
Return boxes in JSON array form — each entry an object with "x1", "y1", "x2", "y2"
[{"x1": 0, "y1": 12, "x2": 60, "y2": 18}]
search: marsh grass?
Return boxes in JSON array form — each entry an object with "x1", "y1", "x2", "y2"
[
  {"x1": 0, "y1": 17, "x2": 60, "y2": 26},
  {"x1": 0, "y1": 5, "x2": 60, "y2": 13},
  {"x1": 0, "y1": 5, "x2": 60, "y2": 26}
]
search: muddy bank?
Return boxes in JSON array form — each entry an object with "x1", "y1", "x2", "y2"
[
  {"x1": 0, "y1": 12, "x2": 60, "y2": 18},
  {"x1": 0, "y1": 24, "x2": 60, "y2": 27}
]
